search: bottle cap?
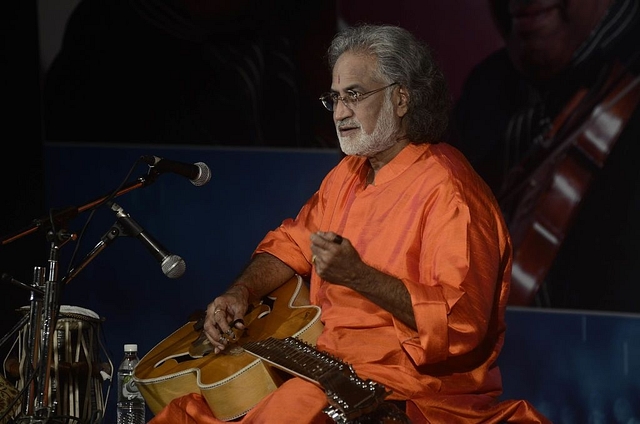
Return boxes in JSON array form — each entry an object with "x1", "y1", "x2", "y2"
[{"x1": 124, "y1": 344, "x2": 138, "y2": 352}]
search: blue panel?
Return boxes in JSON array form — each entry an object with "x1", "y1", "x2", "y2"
[
  {"x1": 41, "y1": 142, "x2": 341, "y2": 422},
  {"x1": 500, "y1": 307, "x2": 640, "y2": 423},
  {"x1": 37, "y1": 143, "x2": 640, "y2": 423}
]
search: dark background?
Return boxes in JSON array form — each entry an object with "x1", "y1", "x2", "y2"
[
  {"x1": 1, "y1": 0, "x2": 503, "y2": 371},
  {"x1": 1, "y1": 0, "x2": 46, "y2": 366},
  {"x1": 2, "y1": 1, "x2": 639, "y2": 423}
]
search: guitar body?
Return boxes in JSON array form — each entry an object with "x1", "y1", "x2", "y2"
[{"x1": 133, "y1": 275, "x2": 323, "y2": 421}]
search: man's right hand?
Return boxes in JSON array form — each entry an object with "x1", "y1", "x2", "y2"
[{"x1": 203, "y1": 285, "x2": 250, "y2": 353}]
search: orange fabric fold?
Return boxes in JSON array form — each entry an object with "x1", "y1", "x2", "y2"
[{"x1": 150, "y1": 143, "x2": 551, "y2": 423}]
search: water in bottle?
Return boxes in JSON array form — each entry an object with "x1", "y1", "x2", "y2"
[{"x1": 117, "y1": 343, "x2": 146, "y2": 424}]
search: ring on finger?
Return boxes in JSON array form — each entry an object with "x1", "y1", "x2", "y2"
[
  {"x1": 311, "y1": 254, "x2": 317, "y2": 264},
  {"x1": 214, "y1": 309, "x2": 225, "y2": 316}
]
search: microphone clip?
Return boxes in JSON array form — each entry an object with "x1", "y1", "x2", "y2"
[{"x1": 108, "y1": 202, "x2": 186, "y2": 279}]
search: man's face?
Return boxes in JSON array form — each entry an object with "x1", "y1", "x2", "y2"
[
  {"x1": 490, "y1": 0, "x2": 614, "y2": 80},
  {"x1": 330, "y1": 52, "x2": 401, "y2": 157}
]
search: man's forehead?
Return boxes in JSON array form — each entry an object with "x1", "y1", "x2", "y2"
[{"x1": 332, "y1": 53, "x2": 377, "y2": 86}]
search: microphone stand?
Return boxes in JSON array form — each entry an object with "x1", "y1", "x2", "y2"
[
  {"x1": 2, "y1": 229, "x2": 76, "y2": 424},
  {"x1": 0, "y1": 169, "x2": 161, "y2": 424},
  {"x1": 32, "y1": 241, "x2": 62, "y2": 422},
  {"x1": 61, "y1": 215, "x2": 128, "y2": 287},
  {"x1": 0, "y1": 271, "x2": 45, "y2": 420},
  {"x1": 1, "y1": 170, "x2": 161, "y2": 246}
]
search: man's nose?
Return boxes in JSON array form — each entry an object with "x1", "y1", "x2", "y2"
[{"x1": 333, "y1": 98, "x2": 353, "y2": 121}]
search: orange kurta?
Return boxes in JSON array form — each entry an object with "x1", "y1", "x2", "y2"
[{"x1": 150, "y1": 143, "x2": 550, "y2": 423}]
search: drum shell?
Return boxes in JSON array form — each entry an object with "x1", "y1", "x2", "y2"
[{"x1": 4, "y1": 305, "x2": 110, "y2": 423}]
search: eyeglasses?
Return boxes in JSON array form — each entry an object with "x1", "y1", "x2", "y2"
[{"x1": 319, "y1": 82, "x2": 398, "y2": 112}]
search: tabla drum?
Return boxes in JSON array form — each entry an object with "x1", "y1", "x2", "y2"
[
  {"x1": 6, "y1": 305, "x2": 112, "y2": 424},
  {"x1": 0, "y1": 373, "x2": 19, "y2": 424}
]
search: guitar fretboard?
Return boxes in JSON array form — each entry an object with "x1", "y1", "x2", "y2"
[
  {"x1": 244, "y1": 337, "x2": 345, "y2": 382},
  {"x1": 243, "y1": 337, "x2": 390, "y2": 423}
]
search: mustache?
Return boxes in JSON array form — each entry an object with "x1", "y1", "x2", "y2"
[{"x1": 337, "y1": 119, "x2": 360, "y2": 128}]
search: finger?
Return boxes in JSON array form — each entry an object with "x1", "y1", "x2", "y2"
[
  {"x1": 213, "y1": 320, "x2": 244, "y2": 348},
  {"x1": 210, "y1": 308, "x2": 222, "y2": 323},
  {"x1": 213, "y1": 308, "x2": 227, "y2": 320},
  {"x1": 213, "y1": 308, "x2": 235, "y2": 338},
  {"x1": 203, "y1": 311, "x2": 229, "y2": 350},
  {"x1": 203, "y1": 327, "x2": 225, "y2": 352},
  {"x1": 212, "y1": 322, "x2": 234, "y2": 351},
  {"x1": 311, "y1": 231, "x2": 332, "y2": 245},
  {"x1": 314, "y1": 231, "x2": 344, "y2": 247}
]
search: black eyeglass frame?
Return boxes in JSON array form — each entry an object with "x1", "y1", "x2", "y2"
[{"x1": 319, "y1": 82, "x2": 398, "y2": 112}]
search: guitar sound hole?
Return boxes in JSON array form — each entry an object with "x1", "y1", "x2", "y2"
[
  {"x1": 172, "y1": 354, "x2": 196, "y2": 364},
  {"x1": 154, "y1": 353, "x2": 198, "y2": 369}
]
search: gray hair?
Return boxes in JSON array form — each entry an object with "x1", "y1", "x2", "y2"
[{"x1": 327, "y1": 24, "x2": 451, "y2": 143}]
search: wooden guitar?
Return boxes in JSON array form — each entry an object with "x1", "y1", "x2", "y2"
[
  {"x1": 134, "y1": 275, "x2": 408, "y2": 423},
  {"x1": 243, "y1": 337, "x2": 409, "y2": 424},
  {"x1": 133, "y1": 275, "x2": 324, "y2": 421}
]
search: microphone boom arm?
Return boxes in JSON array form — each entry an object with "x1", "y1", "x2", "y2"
[{"x1": 1, "y1": 171, "x2": 161, "y2": 246}]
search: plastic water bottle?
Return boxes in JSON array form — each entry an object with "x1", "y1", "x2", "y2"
[{"x1": 117, "y1": 344, "x2": 146, "y2": 424}]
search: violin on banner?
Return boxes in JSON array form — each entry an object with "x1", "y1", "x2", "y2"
[{"x1": 501, "y1": 60, "x2": 640, "y2": 306}]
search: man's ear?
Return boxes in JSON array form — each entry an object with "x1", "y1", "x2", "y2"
[{"x1": 396, "y1": 86, "x2": 409, "y2": 118}]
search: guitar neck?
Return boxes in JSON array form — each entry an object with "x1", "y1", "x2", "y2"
[
  {"x1": 243, "y1": 337, "x2": 342, "y2": 383},
  {"x1": 243, "y1": 337, "x2": 390, "y2": 423}
]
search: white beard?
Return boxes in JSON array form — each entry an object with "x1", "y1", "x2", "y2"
[{"x1": 337, "y1": 94, "x2": 400, "y2": 157}]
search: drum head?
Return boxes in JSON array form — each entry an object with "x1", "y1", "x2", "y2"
[
  {"x1": 17, "y1": 305, "x2": 103, "y2": 323},
  {"x1": 59, "y1": 305, "x2": 100, "y2": 320}
]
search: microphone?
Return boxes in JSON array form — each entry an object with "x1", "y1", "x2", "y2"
[
  {"x1": 141, "y1": 155, "x2": 211, "y2": 187},
  {"x1": 111, "y1": 203, "x2": 186, "y2": 278}
]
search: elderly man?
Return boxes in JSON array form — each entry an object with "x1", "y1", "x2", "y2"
[{"x1": 149, "y1": 24, "x2": 550, "y2": 424}]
